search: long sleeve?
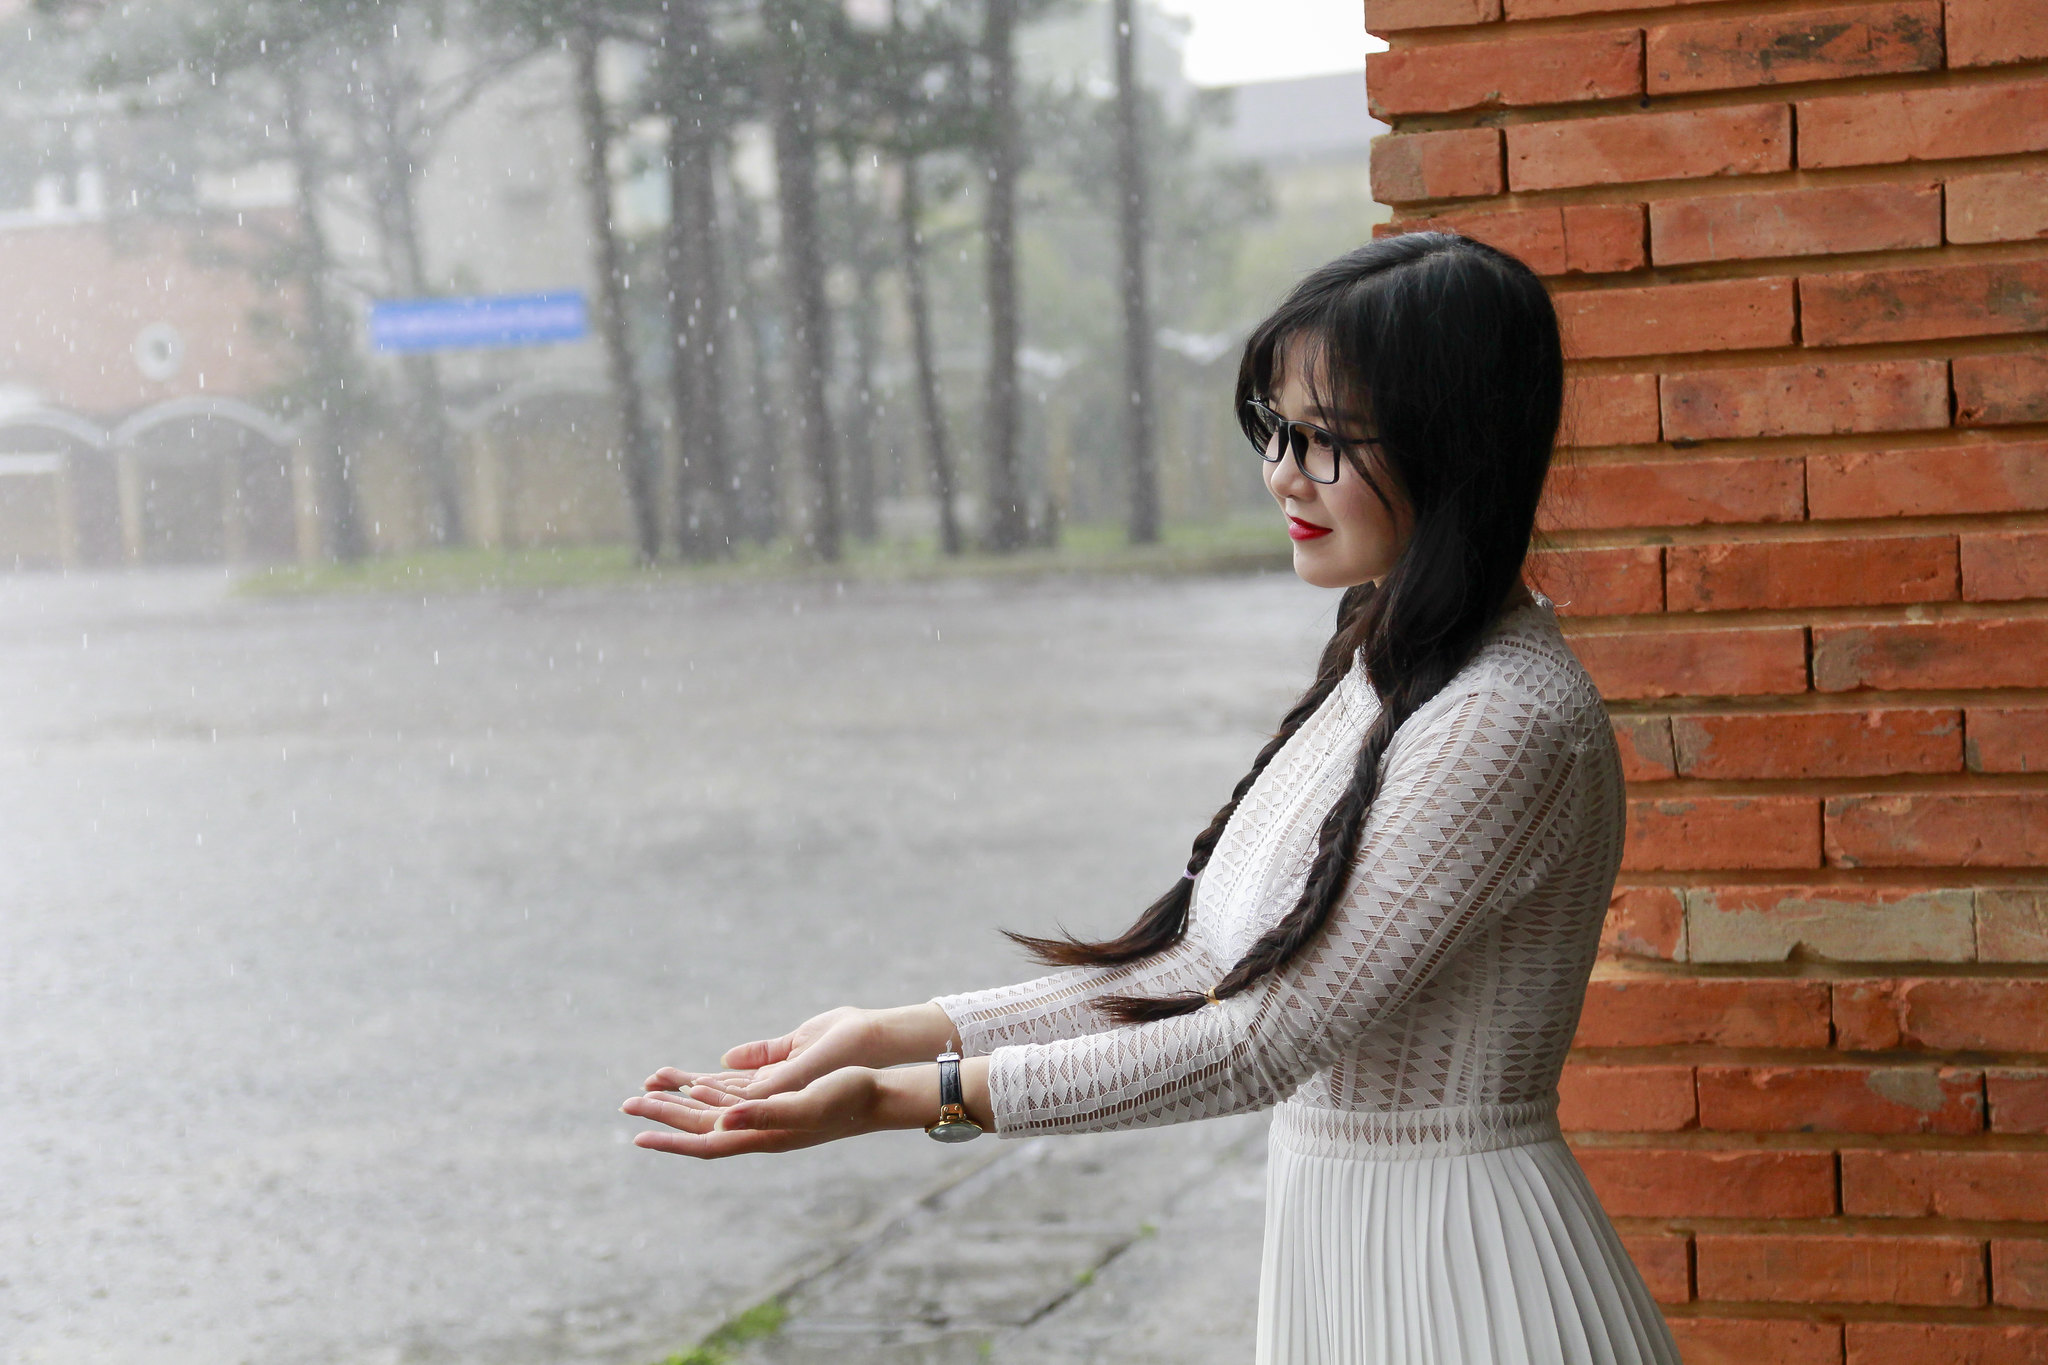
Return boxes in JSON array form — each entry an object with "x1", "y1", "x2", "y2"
[
  {"x1": 981, "y1": 681, "x2": 1589, "y2": 1137},
  {"x1": 930, "y1": 927, "x2": 1222, "y2": 1055}
]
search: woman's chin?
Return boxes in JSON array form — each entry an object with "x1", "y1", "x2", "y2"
[{"x1": 1291, "y1": 544, "x2": 1370, "y2": 590}]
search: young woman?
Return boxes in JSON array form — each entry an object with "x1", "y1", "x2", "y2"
[{"x1": 622, "y1": 234, "x2": 1682, "y2": 1364}]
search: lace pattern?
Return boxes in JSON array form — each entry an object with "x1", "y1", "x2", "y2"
[{"x1": 931, "y1": 597, "x2": 1625, "y2": 1152}]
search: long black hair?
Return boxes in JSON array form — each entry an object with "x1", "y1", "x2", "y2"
[{"x1": 1008, "y1": 233, "x2": 1565, "y2": 1023}]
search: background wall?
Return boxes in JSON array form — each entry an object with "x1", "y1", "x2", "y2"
[{"x1": 1369, "y1": 0, "x2": 2048, "y2": 1360}]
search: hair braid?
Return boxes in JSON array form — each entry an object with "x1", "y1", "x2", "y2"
[{"x1": 1003, "y1": 231, "x2": 1562, "y2": 1026}]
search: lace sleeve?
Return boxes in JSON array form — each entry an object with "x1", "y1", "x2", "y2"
[
  {"x1": 981, "y1": 683, "x2": 1587, "y2": 1137},
  {"x1": 930, "y1": 929, "x2": 1222, "y2": 1056}
]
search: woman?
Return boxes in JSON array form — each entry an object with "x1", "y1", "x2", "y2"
[{"x1": 622, "y1": 234, "x2": 1681, "y2": 1364}]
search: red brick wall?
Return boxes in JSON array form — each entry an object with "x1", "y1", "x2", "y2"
[{"x1": 1368, "y1": 0, "x2": 2048, "y2": 1358}]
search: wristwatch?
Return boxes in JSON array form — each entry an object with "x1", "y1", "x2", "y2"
[{"x1": 924, "y1": 1048, "x2": 983, "y2": 1143}]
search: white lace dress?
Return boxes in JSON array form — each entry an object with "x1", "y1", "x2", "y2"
[{"x1": 932, "y1": 596, "x2": 1680, "y2": 1365}]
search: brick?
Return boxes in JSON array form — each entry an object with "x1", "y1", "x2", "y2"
[
  {"x1": 1799, "y1": 79, "x2": 2048, "y2": 167},
  {"x1": 1956, "y1": 354, "x2": 2048, "y2": 427},
  {"x1": 1697, "y1": 1063, "x2": 1983, "y2": 1134},
  {"x1": 1948, "y1": 169, "x2": 2048, "y2": 244},
  {"x1": 1503, "y1": 0, "x2": 1691, "y2": 16},
  {"x1": 1978, "y1": 888, "x2": 2048, "y2": 961},
  {"x1": 1618, "y1": 1230, "x2": 1692, "y2": 1304},
  {"x1": 1558, "y1": 278, "x2": 1795, "y2": 359},
  {"x1": 1844, "y1": 1150, "x2": 2048, "y2": 1221},
  {"x1": 1544, "y1": 457, "x2": 1806, "y2": 529},
  {"x1": 1963, "y1": 532, "x2": 2048, "y2": 602},
  {"x1": 1612, "y1": 713, "x2": 1677, "y2": 779},
  {"x1": 1684, "y1": 884, "x2": 1975, "y2": 962},
  {"x1": 1947, "y1": 0, "x2": 2048, "y2": 66},
  {"x1": 1808, "y1": 442, "x2": 2048, "y2": 518},
  {"x1": 1577, "y1": 975, "x2": 1832, "y2": 1047},
  {"x1": 1572, "y1": 627, "x2": 1809, "y2": 700},
  {"x1": 1669, "y1": 1319, "x2": 1842, "y2": 1365},
  {"x1": 1370, "y1": 129, "x2": 1503, "y2": 204},
  {"x1": 1562, "y1": 371, "x2": 1660, "y2": 445},
  {"x1": 1827, "y1": 793, "x2": 2048, "y2": 868},
  {"x1": 1847, "y1": 1322, "x2": 2048, "y2": 1365},
  {"x1": 1696, "y1": 1232, "x2": 1984, "y2": 1306},
  {"x1": 1673, "y1": 709, "x2": 1962, "y2": 780},
  {"x1": 1661, "y1": 359, "x2": 1949, "y2": 442},
  {"x1": 1559, "y1": 1061, "x2": 1696, "y2": 1130},
  {"x1": 1666, "y1": 536, "x2": 1957, "y2": 611},
  {"x1": 1504, "y1": 0, "x2": 1689, "y2": 16},
  {"x1": 1988, "y1": 1069, "x2": 2048, "y2": 1134},
  {"x1": 1970, "y1": 708, "x2": 2048, "y2": 773},
  {"x1": 1576, "y1": 1147, "x2": 1835, "y2": 1218},
  {"x1": 1367, "y1": 29, "x2": 1641, "y2": 116},
  {"x1": 1527, "y1": 546, "x2": 1663, "y2": 617},
  {"x1": 1802, "y1": 260, "x2": 2048, "y2": 347},
  {"x1": 1365, "y1": 0, "x2": 1500, "y2": 35},
  {"x1": 1833, "y1": 978, "x2": 2048, "y2": 1052},
  {"x1": 1562, "y1": 205, "x2": 1650, "y2": 275},
  {"x1": 1508, "y1": 104, "x2": 1793, "y2": 192},
  {"x1": 1651, "y1": 182, "x2": 1942, "y2": 264},
  {"x1": 1814, "y1": 620, "x2": 2048, "y2": 691},
  {"x1": 1600, "y1": 885, "x2": 1688, "y2": 960},
  {"x1": 1630, "y1": 795, "x2": 1822, "y2": 869},
  {"x1": 1995, "y1": 1240, "x2": 2048, "y2": 1310},
  {"x1": 1647, "y1": 3, "x2": 1942, "y2": 94}
]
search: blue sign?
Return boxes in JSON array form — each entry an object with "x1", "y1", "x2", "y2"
[{"x1": 369, "y1": 291, "x2": 589, "y2": 353}]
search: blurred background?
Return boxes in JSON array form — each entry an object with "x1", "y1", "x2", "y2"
[
  {"x1": 0, "y1": 2, "x2": 1392, "y2": 1363},
  {"x1": 0, "y1": 0, "x2": 1390, "y2": 577}
]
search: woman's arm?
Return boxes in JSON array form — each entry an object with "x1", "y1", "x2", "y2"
[
  {"x1": 649, "y1": 897, "x2": 1221, "y2": 1103},
  {"x1": 930, "y1": 929, "x2": 1222, "y2": 1054},
  {"x1": 625, "y1": 681, "x2": 1589, "y2": 1157},
  {"x1": 978, "y1": 684, "x2": 1586, "y2": 1138}
]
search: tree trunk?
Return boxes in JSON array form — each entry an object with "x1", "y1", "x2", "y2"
[
  {"x1": 837, "y1": 157, "x2": 880, "y2": 543},
  {"x1": 1113, "y1": 0, "x2": 1160, "y2": 545},
  {"x1": 281, "y1": 62, "x2": 364, "y2": 562},
  {"x1": 763, "y1": 0, "x2": 841, "y2": 562},
  {"x1": 896, "y1": 157, "x2": 961, "y2": 556},
  {"x1": 571, "y1": 23, "x2": 662, "y2": 566},
  {"x1": 980, "y1": 0, "x2": 1027, "y2": 552},
  {"x1": 664, "y1": 0, "x2": 737, "y2": 559},
  {"x1": 729, "y1": 172, "x2": 786, "y2": 544}
]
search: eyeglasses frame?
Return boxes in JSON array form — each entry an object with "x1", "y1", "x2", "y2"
[{"x1": 1240, "y1": 396, "x2": 1383, "y2": 488}]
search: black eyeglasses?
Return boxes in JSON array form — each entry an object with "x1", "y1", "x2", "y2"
[{"x1": 1240, "y1": 397, "x2": 1378, "y2": 486}]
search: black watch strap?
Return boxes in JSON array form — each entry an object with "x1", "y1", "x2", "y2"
[{"x1": 937, "y1": 1049, "x2": 964, "y2": 1109}]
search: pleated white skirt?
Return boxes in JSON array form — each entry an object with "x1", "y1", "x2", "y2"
[{"x1": 1256, "y1": 1101, "x2": 1681, "y2": 1365}]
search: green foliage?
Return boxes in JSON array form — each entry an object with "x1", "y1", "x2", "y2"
[{"x1": 652, "y1": 1298, "x2": 789, "y2": 1365}]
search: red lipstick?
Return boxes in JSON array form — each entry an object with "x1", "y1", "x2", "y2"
[{"x1": 1287, "y1": 515, "x2": 1332, "y2": 541}]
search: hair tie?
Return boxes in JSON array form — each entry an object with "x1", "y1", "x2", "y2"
[
  {"x1": 1181, "y1": 869, "x2": 1197, "y2": 881},
  {"x1": 1204, "y1": 984, "x2": 1223, "y2": 1005}
]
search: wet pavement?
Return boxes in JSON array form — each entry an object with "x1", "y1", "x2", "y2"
[{"x1": 1, "y1": 566, "x2": 1331, "y2": 1365}]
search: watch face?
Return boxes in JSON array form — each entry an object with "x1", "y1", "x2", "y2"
[{"x1": 926, "y1": 1119, "x2": 982, "y2": 1143}]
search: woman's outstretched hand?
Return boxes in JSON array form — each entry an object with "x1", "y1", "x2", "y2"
[
  {"x1": 622, "y1": 1066, "x2": 894, "y2": 1158},
  {"x1": 643, "y1": 1003, "x2": 956, "y2": 1104}
]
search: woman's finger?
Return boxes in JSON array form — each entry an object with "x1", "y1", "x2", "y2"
[
  {"x1": 621, "y1": 1094, "x2": 721, "y2": 1133},
  {"x1": 632, "y1": 1126, "x2": 812, "y2": 1158},
  {"x1": 719, "y1": 1035, "x2": 795, "y2": 1070},
  {"x1": 686, "y1": 1085, "x2": 743, "y2": 1107}
]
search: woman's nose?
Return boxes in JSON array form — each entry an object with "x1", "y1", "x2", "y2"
[{"x1": 1266, "y1": 445, "x2": 1315, "y2": 501}]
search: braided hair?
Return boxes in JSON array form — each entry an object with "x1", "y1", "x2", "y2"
[{"x1": 1007, "y1": 233, "x2": 1564, "y2": 1024}]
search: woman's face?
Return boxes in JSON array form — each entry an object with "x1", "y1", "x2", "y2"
[{"x1": 1261, "y1": 348, "x2": 1411, "y2": 590}]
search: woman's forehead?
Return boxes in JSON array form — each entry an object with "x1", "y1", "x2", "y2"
[{"x1": 1271, "y1": 335, "x2": 1366, "y2": 415}]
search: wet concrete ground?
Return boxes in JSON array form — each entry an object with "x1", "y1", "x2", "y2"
[{"x1": 1, "y1": 567, "x2": 1331, "y2": 1365}]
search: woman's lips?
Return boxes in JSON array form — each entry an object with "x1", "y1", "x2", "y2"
[{"x1": 1287, "y1": 515, "x2": 1332, "y2": 541}]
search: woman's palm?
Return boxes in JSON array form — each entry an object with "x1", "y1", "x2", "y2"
[{"x1": 644, "y1": 1007, "x2": 878, "y2": 1101}]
